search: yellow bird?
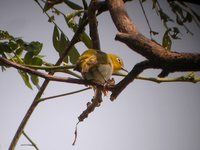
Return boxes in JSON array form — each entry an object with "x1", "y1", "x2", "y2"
[{"x1": 74, "y1": 49, "x2": 127, "y2": 85}]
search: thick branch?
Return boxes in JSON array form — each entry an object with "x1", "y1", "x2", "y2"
[
  {"x1": 110, "y1": 60, "x2": 157, "y2": 100},
  {"x1": 107, "y1": 0, "x2": 200, "y2": 72},
  {"x1": 106, "y1": 0, "x2": 138, "y2": 33},
  {"x1": 106, "y1": 0, "x2": 200, "y2": 99},
  {"x1": 116, "y1": 32, "x2": 200, "y2": 72}
]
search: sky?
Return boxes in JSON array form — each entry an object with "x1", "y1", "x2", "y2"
[{"x1": 1, "y1": 0, "x2": 200, "y2": 150}]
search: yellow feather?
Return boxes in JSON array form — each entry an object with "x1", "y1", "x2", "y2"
[{"x1": 75, "y1": 49, "x2": 126, "y2": 85}]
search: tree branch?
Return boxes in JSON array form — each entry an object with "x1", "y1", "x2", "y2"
[
  {"x1": 0, "y1": 56, "x2": 92, "y2": 86},
  {"x1": 110, "y1": 60, "x2": 157, "y2": 100},
  {"x1": 22, "y1": 131, "x2": 39, "y2": 150},
  {"x1": 115, "y1": 32, "x2": 200, "y2": 72},
  {"x1": 88, "y1": 0, "x2": 101, "y2": 50},
  {"x1": 106, "y1": 0, "x2": 200, "y2": 100},
  {"x1": 107, "y1": 0, "x2": 138, "y2": 33},
  {"x1": 137, "y1": 74, "x2": 200, "y2": 83},
  {"x1": 38, "y1": 87, "x2": 91, "y2": 103}
]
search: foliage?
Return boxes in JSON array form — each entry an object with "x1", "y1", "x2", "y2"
[
  {"x1": 0, "y1": 0, "x2": 92, "y2": 89},
  {"x1": 0, "y1": 30, "x2": 43, "y2": 89},
  {"x1": 141, "y1": 0, "x2": 200, "y2": 50}
]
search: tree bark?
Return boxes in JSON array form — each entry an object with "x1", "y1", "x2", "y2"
[
  {"x1": 106, "y1": 0, "x2": 200, "y2": 73},
  {"x1": 106, "y1": 0, "x2": 200, "y2": 100}
]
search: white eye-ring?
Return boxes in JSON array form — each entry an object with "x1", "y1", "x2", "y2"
[{"x1": 116, "y1": 57, "x2": 121, "y2": 62}]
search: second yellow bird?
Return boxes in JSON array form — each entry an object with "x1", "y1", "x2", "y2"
[{"x1": 75, "y1": 49, "x2": 127, "y2": 85}]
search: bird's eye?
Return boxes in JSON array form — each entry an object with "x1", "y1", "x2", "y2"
[{"x1": 116, "y1": 57, "x2": 121, "y2": 62}]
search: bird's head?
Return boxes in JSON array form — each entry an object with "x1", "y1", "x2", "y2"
[{"x1": 108, "y1": 54, "x2": 128, "y2": 74}]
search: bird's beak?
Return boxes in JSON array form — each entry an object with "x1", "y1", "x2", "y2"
[{"x1": 121, "y1": 67, "x2": 129, "y2": 73}]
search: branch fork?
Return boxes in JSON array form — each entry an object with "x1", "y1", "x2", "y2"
[{"x1": 106, "y1": 0, "x2": 200, "y2": 100}]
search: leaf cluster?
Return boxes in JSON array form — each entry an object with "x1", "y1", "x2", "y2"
[
  {"x1": 141, "y1": 0, "x2": 200, "y2": 50},
  {"x1": 0, "y1": 0, "x2": 94, "y2": 90},
  {"x1": 0, "y1": 30, "x2": 43, "y2": 89}
]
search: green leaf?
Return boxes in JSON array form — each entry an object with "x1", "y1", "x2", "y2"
[
  {"x1": 176, "y1": 15, "x2": 183, "y2": 25},
  {"x1": 48, "y1": 15, "x2": 55, "y2": 23},
  {"x1": 53, "y1": 26, "x2": 69, "y2": 62},
  {"x1": 53, "y1": 9, "x2": 61, "y2": 15},
  {"x1": 150, "y1": 30, "x2": 159, "y2": 35},
  {"x1": 15, "y1": 48, "x2": 24, "y2": 57},
  {"x1": 16, "y1": 38, "x2": 25, "y2": 48},
  {"x1": 170, "y1": 27, "x2": 181, "y2": 39},
  {"x1": 60, "y1": 33, "x2": 68, "y2": 52},
  {"x1": 152, "y1": 0, "x2": 157, "y2": 9},
  {"x1": 9, "y1": 40, "x2": 18, "y2": 51},
  {"x1": 31, "y1": 56, "x2": 43, "y2": 66},
  {"x1": 80, "y1": 32, "x2": 92, "y2": 48},
  {"x1": 53, "y1": 26, "x2": 68, "y2": 57},
  {"x1": 18, "y1": 70, "x2": 33, "y2": 89},
  {"x1": 64, "y1": 11, "x2": 84, "y2": 31},
  {"x1": 0, "y1": 49, "x2": 4, "y2": 55},
  {"x1": 43, "y1": 0, "x2": 63, "y2": 12},
  {"x1": 65, "y1": 16, "x2": 77, "y2": 32},
  {"x1": 53, "y1": 26, "x2": 68, "y2": 63},
  {"x1": 0, "y1": 42, "x2": 13, "y2": 53},
  {"x1": 185, "y1": 12, "x2": 192, "y2": 23},
  {"x1": 82, "y1": 0, "x2": 88, "y2": 9},
  {"x1": 59, "y1": 33, "x2": 80, "y2": 64},
  {"x1": 174, "y1": 4, "x2": 184, "y2": 19},
  {"x1": 68, "y1": 47, "x2": 80, "y2": 64},
  {"x1": 60, "y1": 33, "x2": 69, "y2": 63},
  {"x1": 0, "y1": 30, "x2": 14, "y2": 40},
  {"x1": 159, "y1": 10, "x2": 173, "y2": 23},
  {"x1": 178, "y1": 1, "x2": 188, "y2": 7},
  {"x1": 63, "y1": 0, "x2": 83, "y2": 10},
  {"x1": 191, "y1": 10, "x2": 200, "y2": 22},
  {"x1": 52, "y1": 25, "x2": 79, "y2": 64},
  {"x1": 30, "y1": 74, "x2": 40, "y2": 89},
  {"x1": 24, "y1": 52, "x2": 34, "y2": 64},
  {"x1": 53, "y1": 25, "x2": 61, "y2": 52},
  {"x1": 43, "y1": 2, "x2": 52, "y2": 12},
  {"x1": 0, "y1": 40, "x2": 19, "y2": 53},
  {"x1": 162, "y1": 30, "x2": 172, "y2": 50},
  {"x1": 26, "y1": 41, "x2": 43, "y2": 55}
]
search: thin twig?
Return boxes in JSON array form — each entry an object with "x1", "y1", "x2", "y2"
[
  {"x1": 136, "y1": 75, "x2": 200, "y2": 83},
  {"x1": 34, "y1": 0, "x2": 67, "y2": 38},
  {"x1": 138, "y1": 0, "x2": 154, "y2": 39},
  {"x1": 88, "y1": 0, "x2": 101, "y2": 50},
  {"x1": 0, "y1": 56, "x2": 89, "y2": 85},
  {"x1": 38, "y1": 87, "x2": 91, "y2": 102},
  {"x1": 114, "y1": 72, "x2": 200, "y2": 83},
  {"x1": 25, "y1": 64, "x2": 75, "y2": 71},
  {"x1": 22, "y1": 131, "x2": 39, "y2": 150},
  {"x1": 25, "y1": 64, "x2": 82, "y2": 78}
]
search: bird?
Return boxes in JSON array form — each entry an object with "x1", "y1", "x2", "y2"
[{"x1": 74, "y1": 49, "x2": 127, "y2": 85}]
